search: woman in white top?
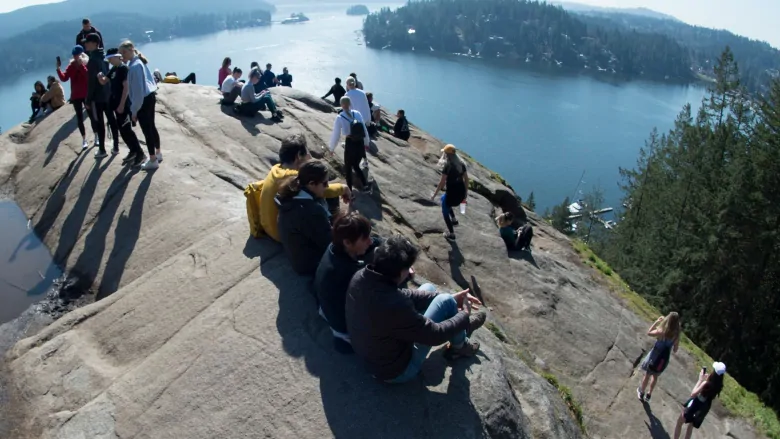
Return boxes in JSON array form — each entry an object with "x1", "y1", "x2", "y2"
[{"x1": 328, "y1": 96, "x2": 370, "y2": 192}]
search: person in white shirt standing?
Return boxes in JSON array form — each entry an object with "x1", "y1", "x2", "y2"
[
  {"x1": 345, "y1": 77, "x2": 371, "y2": 129},
  {"x1": 328, "y1": 96, "x2": 370, "y2": 193},
  {"x1": 221, "y1": 67, "x2": 244, "y2": 105}
]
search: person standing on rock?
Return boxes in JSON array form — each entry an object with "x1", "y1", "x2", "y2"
[
  {"x1": 673, "y1": 362, "x2": 725, "y2": 439},
  {"x1": 431, "y1": 144, "x2": 469, "y2": 241},
  {"x1": 328, "y1": 96, "x2": 370, "y2": 193},
  {"x1": 345, "y1": 236, "x2": 487, "y2": 383},
  {"x1": 315, "y1": 212, "x2": 381, "y2": 354},
  {"x1": 344, "y1": 77, "x2": 371, "y2": 130},
  {"x1": 120, "y1": 40, "x2": 162, "y2": 171},
  {"x1": 83, "y1": 33, "x2": 114, "y2": 158},
  {"x1": 57, "y1": 45, "x2": 90, "y2": 150},
  {"x1": 257, "y1": 134, "x2": 352, "y2": 242},
  {"x1": 76, "y1": 18, "x2": 103, "y2": 50},
  {"x1": 637, "y1": 312, "x2": 681, "y2": 403},
  {"x1": 100, "y1": 48, "x2": 146, "y2": 167},
  {"x1": 276, "y1": 161, "x2": 335, "y2": 276}
]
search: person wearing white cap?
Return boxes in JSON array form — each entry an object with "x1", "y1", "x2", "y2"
[
  {"x1": 100, "y1": 48, "x2": 145, "y2": 167},
  {"x1": 673, "y1": 362, "x2": 725, "y2": 439}
]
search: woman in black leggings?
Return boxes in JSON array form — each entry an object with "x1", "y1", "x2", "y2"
[
  {"x1": 58, "y1": 45, "x2": 93, "y2": 149},
  {"x1": 120, "y1": 40, "x2": 161, "y2": 171}
]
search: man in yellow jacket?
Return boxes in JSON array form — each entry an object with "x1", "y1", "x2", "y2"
[{"x1": 247, "y1": 134, "x2": 352, "y2": 241}]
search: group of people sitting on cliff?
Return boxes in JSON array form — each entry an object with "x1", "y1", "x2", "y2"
[
  {"x1": 246, "y1": 133, "x2": 488, "y2": 382},
  {"x1": 218, "y1": 57, "x2": 287, "y2": 121},
  {"x1": 633, "y1": 311, "x2": 728, "y2": 438},
  {"x1": 30, "y1": 18, "x2": 162, "y2": 170}
]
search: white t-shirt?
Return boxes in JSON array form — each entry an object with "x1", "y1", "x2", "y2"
[
  {"x1": 370, "y1": 102, "x2": 381, "y2": 121},
  {"x1": 221, "y1": 75, "x2": 238, "y2": 93},
  {"x1": 346, "y1": 89, "x2": 371, "y2": 128}
]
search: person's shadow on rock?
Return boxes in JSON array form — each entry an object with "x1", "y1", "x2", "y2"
[
  {"x1": 262, "y1": 258, "x2": 484, "y2": 439},
  {"x1": 446, "y1": 240, "x2": 470, "y2": 290},
  {"x1": 43, "y1": 113, "x2": 78, "y2": 167},
  {"x1": 219, "y1": 105, "x2": 278, "y2": 136},
  {"x1": 508, "y1": 249, "x2": 539, "y2": 269},
  {"x1": 643, "y1": 401, "x2": 671, "y2": 439}
]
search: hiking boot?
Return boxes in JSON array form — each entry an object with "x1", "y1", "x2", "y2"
[
  {"x1": 644, "y1": 393, "x2": 652, "y2": 403},
  {"x1": 141, "y1": 158, "x2": 159, "y2": 171},
  {"x1": 636, "y1": 388, "x2": 645, "y2": 402},
  {"x1": 468, "y1": 311, "x2": 487, "y2": 335},
  {"x1": 444, "y1": 232, "x2": 456, "y2": 241},
  {"x1": 444, "y1": 339, "x2": 480, "y2": 360},
  {"x1": 94, "y1": 150, "x2": 108, "y2": 159},
  {"x1": 156, "y1": 150, "x2": 163, "y2": 163},
  {"x1": 133, "y1": 154, "x2": 147, "y2": 167},
  {"x1": 121, "y1": 152, "x2": 137, "y2": 164}
]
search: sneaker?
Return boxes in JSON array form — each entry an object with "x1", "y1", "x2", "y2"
[
  {"x1": 111, "y1": 147, "x2": 120, "y2": 155},
  {"x1": 81, "y1": 139, "x2": 89, "y2": 150},
  {"x1": 133, "y1": 154, "x2": 147, "y2": 167},
  {"x1": 275, "y1": 110, "x2": 284, "y2": 119},
  {"x1": 93, "y1": 135, "x2": 100, "y2": 146},
  {"x1": 644, "y1": 393, "x2": 652, "y2": 403},
  {"x1": 94, "y1": 150, "x2": 108, "y2": 159},
  {"x1": 121, "y1": 152, "x2": 137, "y2": 165},
  {"x1": 444, "y1": 339, "x2": 480, "y2": 360},
  {"x1": 636, "y1": 388, "x2": 644, "y2": 402},
  {"x1": 468, "y1": 311, "x2": 487, "y2": 335},
  {"x1": 272, "y1": 115, "x2": 282, "y2": 122},
  {"x1": 444, "y1": 232, "x2": 456, "y2": 241},
  {"x1": 156, "y1": 150, "x2": 163, "y2": 163},
  {"x1": 141, "y1": 158, "x2": 159, "y2": 171}
]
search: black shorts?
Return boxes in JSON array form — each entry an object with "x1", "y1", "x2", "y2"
[{"x1": 682, "y1": 397, "x2": 710, "y2": 429}]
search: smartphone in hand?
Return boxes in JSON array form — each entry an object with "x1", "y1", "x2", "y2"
[{"x1": 56, "y1": 56, "x2": 61, "y2": 68}]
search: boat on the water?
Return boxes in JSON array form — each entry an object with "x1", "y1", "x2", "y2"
[{"x1": 281, "y1": 13, "x2": 309, "y2": 24}]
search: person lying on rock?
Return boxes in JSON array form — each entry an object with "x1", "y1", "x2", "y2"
[
  {"x1": 221, "y1": 67, "x2": 244, "y2": 105},
  {"x1": 495, "y1": 212, "x2": 533, "y2": 252},
  {"x1": 315, "y1": 212, "x2": 382, "y2": 354},
  {"x1": 276, "y1": 161, "x2": 335, "y2": 276},
  {"x1": 237, "y1": 69, "x2": 284, "y2": 121},
  {"x1": 345, "y1": 236, "x2": 487, "y2": 383},
  {"x1": 431, "y1": 144, "x2": 469, "y2": 241},
  {"x1": 257, "y1": 134, "x2": 352, "y2": 242},
  {"x1": 637, "y1": 312, "x2": 680, "y2": 403},
  {"x1": 161, "y1": 72, "x2": 197, "y2": 84},
  {"x1": 673, "y1": 362, "x2": 725, "y2": 439},
  {"x1": 321, "y1": 77, "x2": 346, "y2": 106}
]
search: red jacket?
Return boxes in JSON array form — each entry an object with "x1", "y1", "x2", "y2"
[{"x1": 57, "y1": 61, "x2": 88, "y2": 100}]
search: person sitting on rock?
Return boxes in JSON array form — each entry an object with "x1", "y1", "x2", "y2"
[
  {"x1": 261, "y1": 63, "x2": 277, "y2": 89},
  {"x1": 637, "y1": 312, "x2": 680, "y2": 403},
  {"x1": 495, "y1": 212, "x2": 533, "y2": 251},
  {"x1": 257, "y1": 134, "x2": 351, "y2": 242},
  {"x1": 365, "y1": 92, "x2": 381, "y2": 137},
  {"x1": 345, "y1": 235, "x2": 486, "y2": 383},
  {"x1": 40, "y1": 76, "x2": 65, "y2": 113},
  {"x1": 430, "y1": 144, "x2": 469, "y2": 241},
  {"x1": 315, "y1": 212, "x2": 381, "y2": 354},
  {"x1": 349, "y1": 72, "x2": 363, "y2": 90},
  {"x1": 278, "y1": 67, "x2": 293, "y2": 87},
  {"x1": 321, "y1": 77, "x2": 346, "y2": 106},
  {"x1": 221, "y1": 67, "x2": 244, "y2": 105},
  {"x1": 218, "y1": 57, "x2": 232, "y2": 87},
  {"x1": 276, "y1": 161, "x2": 334, "y2": 276},
  {"x1": 673, "y1": 362, "x2": 725, "y2": 439},
  {"x1": 237, "y1": 69, "x2": 283, "y2": 121},
  {"x1": 29, "y1": 81, "x2": 46, "y2": 123},
  {"x1": 327, "y1": 96, "x2": 370, "y2": 193},
  {"x1": 393, "y1": 109, "x2": 410, "y2": 141}
]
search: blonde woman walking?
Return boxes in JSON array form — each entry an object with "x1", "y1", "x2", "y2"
[{"x1": 637, "y1": 311, "x2": 681, "y2": 402}]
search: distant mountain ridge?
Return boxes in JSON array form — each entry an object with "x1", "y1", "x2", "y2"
[
  {"x1": 553, "y1": 1, "x2": 681, "y2": 22},
  {"x1": 0, "y1": 0, "x2": 275, "y2": 40}
]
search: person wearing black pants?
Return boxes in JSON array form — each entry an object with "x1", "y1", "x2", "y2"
[
  {"x1": 137, "y1": 93, "x2": 161, "y2": 159},
  {"x1": 328, "y1": 96, "x2": 371, "y2": 192},
  {"x1": 121, "y1": 40, "x2": 161, "y2": 171},
  {"x1": 83, "y1": 33, "x2": 112, "y2": 158},
  {"x1": 103, "y1": 48, "x2": 145, "y2": 166}
]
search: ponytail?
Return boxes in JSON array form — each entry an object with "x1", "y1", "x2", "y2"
[
  {"x1": 277, "y1": 161, "x2": 329, "y2": 201},
  {"x1": 135, "y1": 50, "x2": 149, "y2": 65},
  {"x1": 278, "y1": 175, "x2": 302, "y2": 200}
]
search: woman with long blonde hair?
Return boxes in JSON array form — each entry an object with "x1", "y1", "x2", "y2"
[
  {"x1": 637, "y1": 311, "x2": 681, "y2": 402},
  {"x1": 119, "y1": 40, "x2": 161, "y2": 171},
  {"x1": 430, "y1": 144, "x2": 469, "y2": 241}
]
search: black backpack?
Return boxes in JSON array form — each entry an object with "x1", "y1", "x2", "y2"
[
  {"x1": 516, "y1": 224, "x2": 534, "y2": 250},
  {"x1": 647, "y1": 339, "x2": 673, "y2": 373},
  {"x1": 342, "y1": 111, "x2": 365, "y2": 140}
]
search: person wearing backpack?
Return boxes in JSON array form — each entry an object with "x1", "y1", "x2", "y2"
[
  {"x1": 637, "y1": 311, "x2": 681, "y2": 403},
  {"x1": 673, "y1": 362, "x2": 726, "y2": 439},
  {"x1": 327, "y1": 96, "x2": 371, "y2": 193},
  {"x1": 431, "y1": 144, "x2": 469, "y2": 241}
]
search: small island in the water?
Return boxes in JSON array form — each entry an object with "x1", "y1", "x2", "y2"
[
  {"x1": 346, "y1": 5, "x2": 369, "y2": 16},
  {"x1": 281, "y1": 13, "x2": 309, "y2": 24}
]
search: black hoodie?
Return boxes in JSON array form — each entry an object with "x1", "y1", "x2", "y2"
[
  {"x1": 86, "y1": 48, "x2": 110, "y2": 104},
  {"x1": 276, "y1": 189, "x2": 332, "y2": 276}
]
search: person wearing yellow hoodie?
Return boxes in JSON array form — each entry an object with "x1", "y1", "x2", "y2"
[{"x1": 256, "y1": 134, "x2": 352, "y2": 241}]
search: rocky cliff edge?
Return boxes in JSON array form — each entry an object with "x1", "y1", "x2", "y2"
[{"x1": 0, "y1": 85, "x2": 761, "y2": 439}]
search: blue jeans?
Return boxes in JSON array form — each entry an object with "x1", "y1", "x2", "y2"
[
  {"x1": 441, "y1": 194, "x2": 457, "y2": 234},
  {"x1": 386, "y1": 283, "x2": 466, "y2": 383}
]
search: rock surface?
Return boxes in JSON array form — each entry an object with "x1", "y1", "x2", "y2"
[{"x1": 0, "y1": 85, "x2": 761, "y2": 439}]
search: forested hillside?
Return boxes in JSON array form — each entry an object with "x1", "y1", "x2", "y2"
[
  {"x1": 589, "y1": 49, "x2": 780, "y2": 416},
  {"x1": 0, "y1": 10, "x2": 271, "y2": 81},
  {"x1": 363, "y1": 0, "x2": 695, "y2": 82},
  {"x1": 577, "y1": 12, "x2": 780, "y2": 94}
]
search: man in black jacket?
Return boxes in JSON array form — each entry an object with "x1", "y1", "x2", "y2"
[
  {"x1": 83, "y1": 33, "x2": 115, "y2": 157},
  {"x1": 345, "y1": 236, "x2": 486, "y2": 383},
  {"x1": 76, "y1": 18, "x2": 104, "y2": 50},
  {"x1": 315, "y1": 212, "x2": 381, "y2": 354},
  {"x1": 321, "y1": 77, "x2": 346, "y2": 106}
]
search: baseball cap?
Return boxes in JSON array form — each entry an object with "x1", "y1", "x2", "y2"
[
  {"x1": 441, "y1": 144, "x2": 457, "y2": 154},
  {"x1": 72, "y1": 45, "x2": 84, "y2": 56},
  {"x1": 83, "y1": 33, "x2": 101, "y2": 45},
  {"x1": 105, "y1": 48, "x2": 122, "y2": 61},
  {"x1": 712, "y1": 362, "x2": 726, "y2": 376}
]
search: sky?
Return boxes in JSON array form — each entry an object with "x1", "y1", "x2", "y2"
[{"x1": 0, "y1": 0, "x2": 777, "y2": 48}]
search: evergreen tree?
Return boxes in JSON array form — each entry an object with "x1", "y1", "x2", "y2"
[{"x1": 526, "y1": 191, "x2": 536, "y2": 211}]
